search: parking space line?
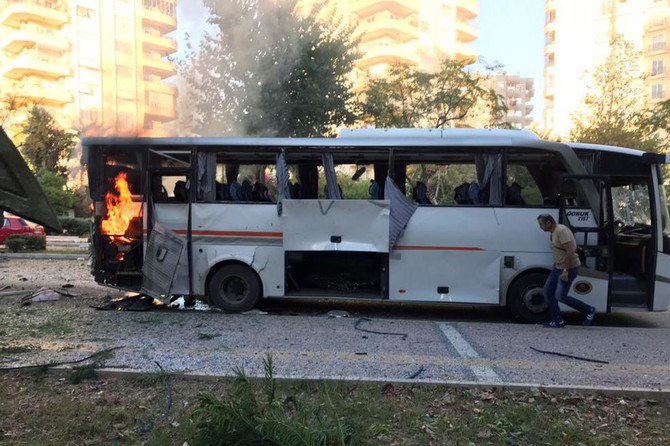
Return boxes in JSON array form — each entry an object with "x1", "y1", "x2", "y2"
[{"x1": 438, "y1": 323, "x2": 501, "y2": 383}]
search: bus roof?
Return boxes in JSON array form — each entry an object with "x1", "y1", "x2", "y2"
[{"x1": 81, "y1": 129, "x2": 658, "y2": 160}]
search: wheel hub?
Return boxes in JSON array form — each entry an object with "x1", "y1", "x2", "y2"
[
  {"x1": 222, "y1": 277, "x2": 247, "y2": 303},
  {"x1": 523, "y1": 286, "x2": 547, "y2": 314}
]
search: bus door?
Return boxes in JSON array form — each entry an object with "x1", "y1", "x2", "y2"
[
  {"x1": 280, "y1": 199, "x2": 391, "y2": 299},
  {"x1": 560, "y1": 176, "x2": 614, "y2": 311}
]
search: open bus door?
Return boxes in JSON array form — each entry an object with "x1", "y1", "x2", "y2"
[
  {"x1": 560, "y1": 175, "x2": 615, "y2": 311},
  {"x1": 561, "y1": 175, "x2": 654, "y2": 311}
]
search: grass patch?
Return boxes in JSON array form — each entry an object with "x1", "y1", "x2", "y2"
[
  {"x1": 36, "y1": 319, "x2": 73, "y2": 335},
  {"x1": 0, "y1": 344, "x2": 39, "y2": 355},
  {"x1": 0, "y1": 367, "x2": 668, "y2": 445}
]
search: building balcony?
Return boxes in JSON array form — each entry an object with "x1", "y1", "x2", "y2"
[
  {"x1": 142, "y1": 54, "x2": 176, "y2": 78},
  {"x1": 456, "y1": 21, "x2": 478, "y2": 43},
  {"x1": 9, "y1": 78, "x2": 71, "y2": 106},
  {"x1": 455, "y1": 43, "x2": 477, "y2": 63},
  {"x1": 356, "y1": 44, "x2": 418, "y2": 70},
  {"x1": 144, "y1": 100, "x2": 176, "y2": 121},
  {"x1": 0, "y1": 0, "x2": 69, "y2": 28},
  {"x1": 359, "y1": 17, "x2": 419, "y2": 44},
  {"x1": 144, "y1": 79, "x2": 176, "y2": 96},
  {"x1": 0, "y1": 26, "x2": 68, "y2": 53},
  {"x1": 0, "y1": 49, "x2": 69, "y2": 79},
  {"x1": 141, "y1": 0, "x2": 176, "y2": 33},
  {"x1": 142, "y1": 31, "x2": 177, "y2": 54},
  {"x1": 352, "y1": 0, "x2": 417, "y2": 19},
  {"x1": 456, "y1": 0, "x2": 478, "y2": 21}
]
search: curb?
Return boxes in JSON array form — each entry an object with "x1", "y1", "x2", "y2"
[{"x1": 83, "y1": 368, "x2": 670, "y2": 400}]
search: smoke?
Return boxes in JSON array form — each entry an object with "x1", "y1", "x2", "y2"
[{"x1": 175, "y1": 0, "x2": 306, "y2": 137}]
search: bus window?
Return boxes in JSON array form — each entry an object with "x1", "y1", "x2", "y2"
[
  {"x1": 506, "y1": 152, "x2": 567, "y2": 207},
  {"x1": 505, "y1": 164, "x2": 544, "y2": 206},
  {"x1": 612, "y1": 181, "x2": 651, "y2": 226},
  {"x1": 405, "y1": 161, "x2": 478, "y2": 205},
  {"x1": 320, "y1": 163, "x2": 376, "y2": 199},
  {"x1": 151, "y1": 174, "x2": 190, "y2": 202},
  {"x1": 214, "y1": 163, "x2": 277, "y2": 203}
]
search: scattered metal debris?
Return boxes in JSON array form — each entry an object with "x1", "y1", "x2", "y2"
[
  {"x1": 92, "y1": 294, "x2": 165, "y2": 311},
  {"x1": 408, "y1": 366, "x2": 426, "y2": 379},
  {"x1": 327, "y1": 310, "x2": 350, "y2": 318},
  {"x1": 354, "y1": 317, "x2": 408, "y2": 340},
  {"x1": 530, "y1": 346, "x2": 609, "y2": 364}
]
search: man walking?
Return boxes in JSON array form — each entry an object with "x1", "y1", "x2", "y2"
[{"x1": 537, "y1": 214, "x2": 596, "y2": 327}]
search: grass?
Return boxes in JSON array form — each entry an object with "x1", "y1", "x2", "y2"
[{"x1": 0, "y1": 365, "x2": 668, "y2": 445}]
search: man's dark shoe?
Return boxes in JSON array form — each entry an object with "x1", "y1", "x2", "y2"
[
  {"x1": 543, "y1": 319, "x2": 565, "y2": 328},
  {"x1": 582, "y1": 308, "x2": 596, "y2": 326}
]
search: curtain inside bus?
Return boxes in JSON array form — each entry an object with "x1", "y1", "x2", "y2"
[{"x1": 385, "y1": 176, "x2": 417, "y2": 249}]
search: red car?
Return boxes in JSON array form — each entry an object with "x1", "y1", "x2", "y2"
[{"x1": 0, "y1": 216, "x2": 46, "y2": 244}]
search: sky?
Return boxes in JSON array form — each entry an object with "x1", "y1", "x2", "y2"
[
  {"x1": 475, "y1": 0, "x2": 546, "y2": 122},
  {"x1": 176, "y1": 0, "x2": 547, "y2": 121}
]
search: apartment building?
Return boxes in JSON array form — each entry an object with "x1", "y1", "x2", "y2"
[
  {"x1": 301, "y1": 0, "x2": 479, "y2": 79},
  {"x1": 491, "y1": 74, "x2": 534, "y2": 129},
  {"x1": 544, "y1": 0, "x2": 670, "y2": 137},
  {"x1": 0, "y1": 0, "x2": 177, "y2": 138}
]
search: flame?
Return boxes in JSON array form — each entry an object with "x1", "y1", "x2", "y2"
[{"x1": 102, "y1": 172, "x2": 135, "y2": 244}]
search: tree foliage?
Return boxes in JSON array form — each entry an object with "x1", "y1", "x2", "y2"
[
  {"x1": 36, "y1": 171, "x2": 77, "y2": 215},
  {"x1": 180, "y1": 0, "x2": 358, "y2": 137},
  {"x1": 21, "y1": 106, "x2": 77, "y2": 176},
  {"x1": 570, "y1": 36, "x2": 661, "y2": 151},
  {"x1": 359, "y1": 59, "x2": 509, "y2": 129}
]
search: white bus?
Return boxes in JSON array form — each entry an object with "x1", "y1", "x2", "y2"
[{"x1": 83, "y1": 128, "x2": 670, "y2": 322}]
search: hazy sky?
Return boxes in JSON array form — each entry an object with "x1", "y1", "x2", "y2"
[
  {"x1": 176, "y1": 0, "x2": 546, "y2": 121},
  {"x1": 475, "y1": 0, "x2": 545, "y2": 121}
]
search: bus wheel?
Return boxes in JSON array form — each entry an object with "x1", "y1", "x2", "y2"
[
  {"x1": 208, "y1": 264, "x2": 261, "y2": 312},
  {"x1": 507, "y1": 272, "x2": 549, "y2": 323}
]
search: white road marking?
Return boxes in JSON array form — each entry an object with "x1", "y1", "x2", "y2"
[{"x1": 438, "y1": 323, "x2": 501, "y2": 383}]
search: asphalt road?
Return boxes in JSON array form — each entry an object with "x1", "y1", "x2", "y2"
[{"x1": 2, "y1": 256, "x2": 669, "y2": 392}]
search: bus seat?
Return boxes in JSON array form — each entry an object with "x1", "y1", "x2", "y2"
[
  {"x1": 467, "y1": 182, "x2": 481, "y2": 204},
  {"x1": 290, "y1": 182, "x2": 301, "y2": 199},
  {"x1": 173, "y1": 181, "x2": 188, "y2": 201},
  {"x1": 505, "y1": 182, "x2": 526, "y2": 205},
  {"x1": 369, "y1": 180, "x2": 382, "y2": 199},
  {"x1": 412, "y1": 181, "x2": 431, "y2": 204},
  {"x1": 454, "y1": 182, "x2": 471, "y2": 204},
  {"x1": 239, "y1": 180, "x2": 254, "y2": 201},
  {"x1": 229, "y1": 180, "x2": 241, "y2": 200},
  {"x1": 252, "y1": 182, "x2": 271, "y2": 202}
]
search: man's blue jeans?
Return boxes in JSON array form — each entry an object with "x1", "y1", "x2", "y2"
[{"x1": 544, "y1": 267, "x2": 594, "y2": 322}]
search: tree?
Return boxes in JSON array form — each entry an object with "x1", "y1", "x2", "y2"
[
  {"x1": 359, "y1": 59, "x2": 509, "y2": 129},
  {"x1": 21, "y1": 106, "x2": 77, "y2": 176},
  {"x1": 179, "y1": 0, "x2": 358, "y2": 137},
  {"x1": 36, "y1": 171, "x2": 77, "y2": 216},
  {"x1": 570, "y1": 36, "x2": 661, "y2": 151}
]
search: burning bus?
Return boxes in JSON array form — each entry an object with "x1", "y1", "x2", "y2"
[{"x1": 84, "y1": 130, "x2": 670, "y2": 321}]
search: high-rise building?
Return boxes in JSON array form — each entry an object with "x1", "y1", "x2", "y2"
[
  {"x1": 491, "y1": 74, "x2": 534, "y2": 129},
  {"x1": 301, "y1": 0, "x2": 479, "y2": 79},
  {"x1": 543, "y1": 0, "x2": 670, "y2": 137},
  {"x1": 0, "y1": 0, "x2": 177, "y2": 138}
]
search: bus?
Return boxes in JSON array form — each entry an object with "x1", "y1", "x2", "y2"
[{"x1": 83, "y1": 128, "x2": 670, "y2": 322}]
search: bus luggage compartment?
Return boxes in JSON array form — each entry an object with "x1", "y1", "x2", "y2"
[{"x1": 281, "y1": 199, "x2": 390, "y2": 298}]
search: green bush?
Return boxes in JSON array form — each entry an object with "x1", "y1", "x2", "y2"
[
  {"x1": 46, "y1": 217, "x2": 91, "y2": 237},
  {"x1": 5, "y1": 235, "x2": 46, "y2": 252}
]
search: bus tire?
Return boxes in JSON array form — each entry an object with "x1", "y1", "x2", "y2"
[
  {"x1": 507, "y1": 272, "x2": 549, "y2": 323},
  {"x1": 208, "y1": 264, "x2": 261, "y2": 312}
]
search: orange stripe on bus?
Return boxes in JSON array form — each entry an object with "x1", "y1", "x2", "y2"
[{"x1": 393, "y1": 245, "x2": 483, "y2": 251}]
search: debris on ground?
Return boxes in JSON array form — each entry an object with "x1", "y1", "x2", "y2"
[
  {"x1": 327, "y1": 310, "x2": 350, "y2": 318},
  {"x1": 93, "y1": 294, "x2": 166, "y2": 311}
]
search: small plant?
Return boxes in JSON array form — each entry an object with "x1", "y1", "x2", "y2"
[
  {"x1": 68, "y1": 348, "x2": 117, "y2": 385},
  {"x1": 192, "y1": 353, "x2": 355, "y2": 446},
  {"x1": 5, "y1": 234, "x2": 46, "y2": 252}
]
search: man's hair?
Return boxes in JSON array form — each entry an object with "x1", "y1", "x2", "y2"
[{"x1": 537, "y1": 213, "x2": 556, "y2": 224}]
